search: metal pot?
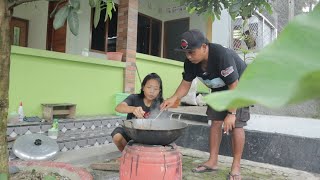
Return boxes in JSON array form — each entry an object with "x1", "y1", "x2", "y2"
[
  {"x1": 122, "y1": 114, "x2": 188, "y2": 145},
  {"x1": 12, "y1": 134, "x2": 59, "y2": 161}
]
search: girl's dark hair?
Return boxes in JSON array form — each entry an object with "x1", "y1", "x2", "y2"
[{"x1": 139, "y1": 73, "x2": 164, "y2": 105}]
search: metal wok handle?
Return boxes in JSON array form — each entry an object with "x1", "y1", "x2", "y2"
[{"x1": 170, "y1": 113, "x2": 181, "y2": 120}]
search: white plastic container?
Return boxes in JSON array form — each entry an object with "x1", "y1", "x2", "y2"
[
  {"x1": 18, "y1": 102, "x2": 24, "y2": 122},
  {"x1": 48, "y1": 128, "x2": 59, "y2": 139}
]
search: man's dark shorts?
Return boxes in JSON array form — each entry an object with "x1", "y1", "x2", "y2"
[
  {"x1": 111, "y1": 127, "x2": 131, "y2": 142},
  {"x1": 206, "y1": 106, "x2": 250, "y2": 128}
]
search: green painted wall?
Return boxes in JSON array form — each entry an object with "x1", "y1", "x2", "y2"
[
  {"x1": 9, "y1": 46, "x2": 126, "y2": 117},
  {"x1": 135, "y1": 53, "x2": 209, "y2": 98},
  {"x1": 135, "y1": 53, "x2": 184, "y2": 98}
]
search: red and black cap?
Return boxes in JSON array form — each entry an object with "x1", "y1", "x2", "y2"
[{"x1": 175, "y1": 29, "x2": 209, "y2": 52}]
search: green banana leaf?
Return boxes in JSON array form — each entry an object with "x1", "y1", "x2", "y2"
[{"x1": 205, "y1": 4, "x2": 320, "y2": 111}]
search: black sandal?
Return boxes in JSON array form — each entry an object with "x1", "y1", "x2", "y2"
[{"x1": 226, "y1": 172, "x2": 241, "y2": 180}]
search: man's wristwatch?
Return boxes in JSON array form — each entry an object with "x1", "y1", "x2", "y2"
[{"x1": 227, "y1": 111, "x2": 236, "y2": 115}]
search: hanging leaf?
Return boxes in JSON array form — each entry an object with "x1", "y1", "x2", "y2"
[
  {"x1": 49, "y1": 0, "x2": 65, "y2": 18},
  {"x1": 214, "y1": 5, "x2": 221, "y2": 20},
  {"x1": 179, "y1": 0, "x2": 187, "y2": 6},
  {"x1": 93, "y1": 0, "x2": 101, "y2": 28},
  {"x1": 221, "y1": 0, "x2": 230, "y2": 9},
  {"x1": 69, "y1": 0, "x2": 80, "y2": 10},
  {"x1": 68, "y1": 9, "x2": 79, "y2": 36},
  {"x1": 241, "y1": 0, "x2": 251, "y2": 7},
  {"x1": 229, "y1": 12, "x2": 237, "y2": 20},
  {"x1": 105, "y1": 0, "x2": 115, "y2": 21},
  {"x1": 229, "y1": 0, "x2": 242, "y2": 13},
  {"x1": 205, "y1": 4, "x2": 320, "y2": 111},
  {"x1": 262, "y1": 1, "x2": 273, "y2": 14},
  {"x1": 182, "y1": 0, "x2": 271, "y2": 22},
  {"x1": 53, "y1": 5, "x2": 70, "y2": 30},
  {"x1": 188, "y1": 6, "x2": 197, "y2": 14},
  {"x1": 89, "y1": 0, "x2": 96, "y2": 7},
  {"x1": 241, "y1": 5, "x2": 252, "y2": 17}
]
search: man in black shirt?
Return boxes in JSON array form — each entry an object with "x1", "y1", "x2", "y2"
[{"x1": 161, "y1": 29, "x2": 249, "y2": 179}]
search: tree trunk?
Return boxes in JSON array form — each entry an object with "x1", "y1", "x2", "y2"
[{"x1": 0, "y1": 0, "x2": 11, "y2": 177}]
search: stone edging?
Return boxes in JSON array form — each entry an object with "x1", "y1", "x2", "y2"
[{"x1": 10, "y1": 161, "x2": 93, "y2": 180}]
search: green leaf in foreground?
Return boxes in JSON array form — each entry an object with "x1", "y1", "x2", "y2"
[
  {"x1": 0, "y1": 173, "x2": 8, "y2": 180},
  {"x1": 205, "y1": 4, "x2": 320, "y2": 111},
  {"x1": 44, "y1": 175, "x2": 57, "y2": 180}
]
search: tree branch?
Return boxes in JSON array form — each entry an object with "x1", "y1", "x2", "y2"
[{"x1": 8, "y1": 0, "x2": 60, "y2": 10}]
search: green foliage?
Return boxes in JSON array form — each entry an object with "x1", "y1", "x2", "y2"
[
  {"x1": 49, "y1": 0, "x2": 65, "y2": 18},
  {"x1": 205, "y1": 3, "x2": 320, "y2": 110},
  {"x1": 50, "y1": 0, "x2": 115, "y2": 35},
  {"x1": 0, "y1": 173, "x2": 8, "y2": 180},
  {"x1": 91, "y1": 0, "x2": 116, "y2": 28},
  {"x1": 68, "y1": 9, "x2": 79, "y2": 36},
  {"x1": 89, "y1": 0, "x2": 97, "y2": 8},
  {"x1": 94, "y1": 0, "x2": 101, "y2": 28},
  {"x1": 44, "y1": 175, "x2": 57, "y2": 180},
  {"x1": 70, "y1": 0, "x2": 80, "y2": 10},
  {"x1": 179, "y1": 0, "x2": 272, "y2": 21},
  {"x1": 105, "y1": 0, "x2": 115, "y2": 21},
  {"x1": 53, "y1": 5, "x2": 70, "y2": 30}
]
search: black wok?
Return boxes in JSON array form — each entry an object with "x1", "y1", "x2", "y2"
[{"x1": 122, "y1": 114, "x2": 188, "y2": 145}]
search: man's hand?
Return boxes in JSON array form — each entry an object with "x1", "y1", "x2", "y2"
[
  {"x1": 160, "y1": 80, "x2": 191, "y2": 110},
  {"x1": 132, "y1": 107, "x2": 145, "y2": 119},
  {"x1": 223, "y1": 80, "x2": 238, "y2": 134},
  {"x1": 160, "y1": 96, "x2": 178, "y2": 110},
  {"x1": 223, "y1": 114, "x2": 236, "y2": 134}
]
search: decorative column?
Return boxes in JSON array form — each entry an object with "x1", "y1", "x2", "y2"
[{"x1": 116, "y1": 0, "x2": 138, "y2": 94}]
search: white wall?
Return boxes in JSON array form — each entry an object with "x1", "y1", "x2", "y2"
[
  {"x1": 158, "y1": 1, "x2": 207, "y2": 32},
  {"x1": 138, "y1": 0, "x2": 162, "y2": 20},
  {"x1": 65, "y1": 2, "x2": 91, "y2": 56},
  {"x1": 13, "y1": 1, "x2": 49, "y2": 50},
  {"x1": 211, "y1": 9, "x2": 232, "y2": 48}
]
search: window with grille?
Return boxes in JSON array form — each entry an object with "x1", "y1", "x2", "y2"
[{"x1": 232, "y1": 13, "x2": 276, "y2": 52}]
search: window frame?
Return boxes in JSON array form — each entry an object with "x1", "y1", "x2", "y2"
[{"x1": 137, "y1": 13, "x2": 162, "y2": 57}]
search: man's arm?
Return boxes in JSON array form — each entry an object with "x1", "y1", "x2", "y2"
[{"x1": 172, "y1": 80, "x2": 192, "y2": 100}]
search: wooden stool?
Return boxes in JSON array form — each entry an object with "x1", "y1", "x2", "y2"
[{"x1": 42, "y1": 103, "x2": 76, "y2": 121}]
